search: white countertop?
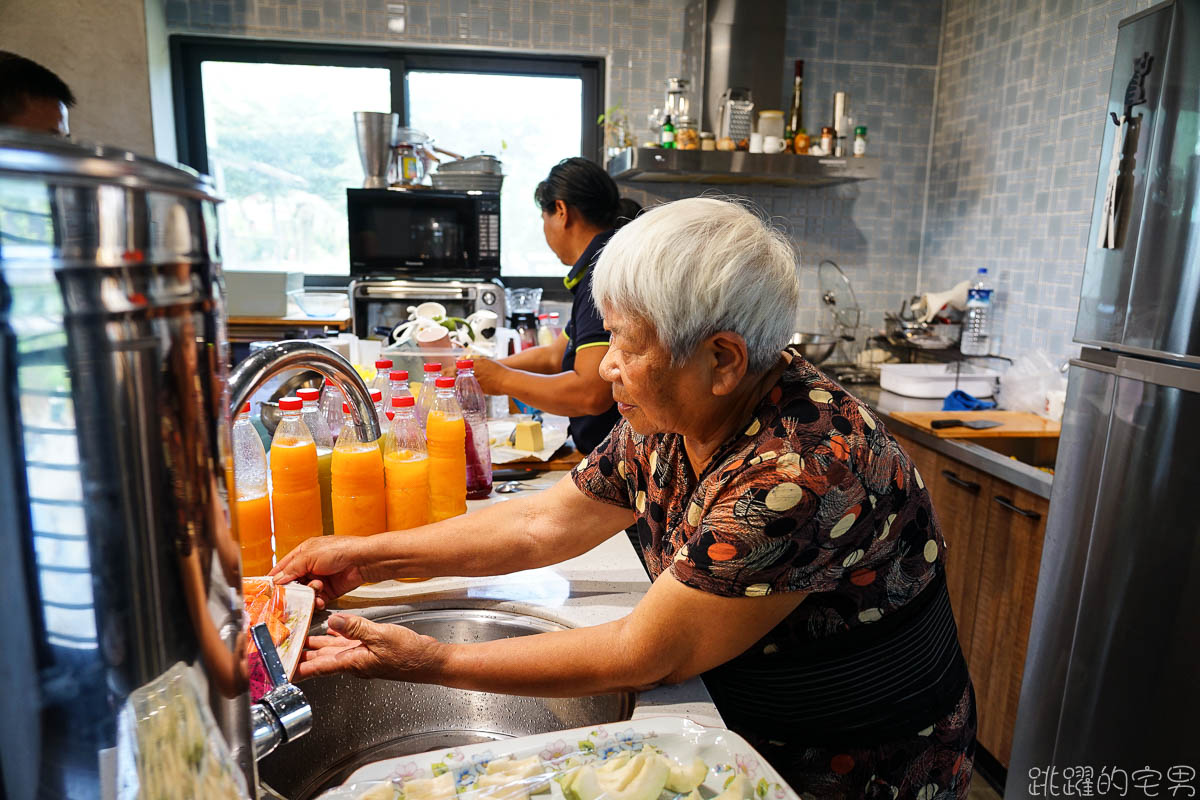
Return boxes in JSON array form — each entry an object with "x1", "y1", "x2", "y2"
[{"x1": 325, "y1": 471, "x2": 724, "y2": 728}]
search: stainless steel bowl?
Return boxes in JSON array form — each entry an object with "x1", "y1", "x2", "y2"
[{"x1": 789, "y1": 332, "x2": 839, "y2": 364}]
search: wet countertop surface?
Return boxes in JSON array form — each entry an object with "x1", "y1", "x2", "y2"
[{"x1": 325, "y1": 471, "x2": 724, "y2": 728}]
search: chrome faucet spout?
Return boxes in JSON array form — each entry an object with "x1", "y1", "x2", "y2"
[{"x1": 228, "y1": 340, "x2": 381, "y2": 442}]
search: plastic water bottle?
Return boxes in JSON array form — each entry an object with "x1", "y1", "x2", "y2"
[
  {"x1": 960, "y1": 268, "x2": 994, "y2": 356},
  {"x1": 383, "y1": 395, "x2": 431, "y2": 534},
  {"x1": 371, "y1": 358, "x2": 393, "y2": 408},
  {"x1": 232, "y1": 402, "x2": 273, "y2": 576},
  {"x1": 269, "y1": 397, "x2": 322, "y2": 560},
  {"x1": 455, "y1": 359, "x2": 493, "y2": 499},
  {"x1": 331, "y1": 402, "x2": 386, "y2": 537},
  {"x1": 319, "y1": 378, "x2": 344, "y2": 442},
  {"x1": 414, "y1": 362, "x2": 441, "y2": 427}
]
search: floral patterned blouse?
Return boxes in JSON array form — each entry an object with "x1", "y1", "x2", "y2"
[{"x1": 571, "y1": 348, "x2": 945, "y2": 640}]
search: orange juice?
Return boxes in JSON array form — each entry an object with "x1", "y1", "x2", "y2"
[
  {"x1": 332, "y1": 439, "x2": 386, "y2": 536},
  {"x1": 236, "y1": 492, "x2": 274, "y2": 575},
  {"x1": 384, "y1": 449, "x2": 431, "y2": 530},
  {"x1": 270, "y1": 437, "x2": 322, "y2": 558},
  {"x1": 426, "y1": 410, "x2": 467, "y2": 521}
]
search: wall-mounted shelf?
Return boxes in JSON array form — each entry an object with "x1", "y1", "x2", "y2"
[{"x1": 606, "y1": 147, "x2": 881, "y2": 187}]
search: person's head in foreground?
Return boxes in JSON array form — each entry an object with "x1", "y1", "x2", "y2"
[{"x1": 0, "y1": 51, "x2": 74, "y2": 136}]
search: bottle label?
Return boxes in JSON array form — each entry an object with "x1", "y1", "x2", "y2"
[
  {"x1": 967, "y1": 288, "x2": 993, "y2": 306},
  {"x1": 661, "y1": 131, "x2": 675, "y2": 144},
  {"x1": 853, "y1": 137, "x2": 866, "y2": 156}
]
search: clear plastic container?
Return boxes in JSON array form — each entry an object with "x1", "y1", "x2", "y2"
[
  {"x1": 426, "y1": 376, "x2": 467, "y2": 521},
  {"x1": 233, "y1": 401, "x2": 273, "y2": 576},
  {"x1": 414, "y1": 362, "x2": 442, "y2": 428},
  {"x1": 297, "y1": 387, "x2": 335, "y2": 535},
  {"x1": 455, "y1": 359, "x2": 493, "y2": 499},
  {"x1": 269, "y1": 397, "x2": 322, "y2": 559},
  {"x1": 384, "y1": 395, "x2": 432, "y2": 539}
]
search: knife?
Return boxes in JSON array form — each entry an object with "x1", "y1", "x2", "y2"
[{"x1": 931, "y1": 418, "x2": 1004, "y2": 430}]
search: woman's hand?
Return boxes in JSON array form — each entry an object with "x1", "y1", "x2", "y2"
[
  {"x1": 297, "y1": 613, "x2": 443, "y2": 682},
  {"x1": 269, "y1": 535, "x2": 369, "y2": 611}
]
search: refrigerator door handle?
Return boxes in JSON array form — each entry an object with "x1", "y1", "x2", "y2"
[{"x1": 993, "y1": 494, "x2": 1042, "y2": 520}]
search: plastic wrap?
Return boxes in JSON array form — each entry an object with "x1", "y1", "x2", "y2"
[{"x1": 315, "y1": 718, "x2": 797, "y2": 800}]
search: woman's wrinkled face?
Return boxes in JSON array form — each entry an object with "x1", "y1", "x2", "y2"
[{"x1": 599, "y1": 308, "x2": 707, "y2": 436}]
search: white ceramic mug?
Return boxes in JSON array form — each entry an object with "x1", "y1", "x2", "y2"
[
  {"x1": 464, "y1": 309, "x2": 499, "y2": 343},
  {"x1": 763, "y1": 135, "x2": 786, "y2": 154},
  {"x1": 749, "y1": 132, "x2": 764, "y2": 153}
]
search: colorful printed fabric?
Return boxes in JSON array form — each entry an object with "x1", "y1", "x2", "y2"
[{"x1": 571, "y1": 348, "x2": 976, "y2": 798}]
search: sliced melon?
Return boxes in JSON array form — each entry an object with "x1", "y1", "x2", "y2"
[
  {"x1": 357, "y1": 782, "x2": 400, "y2": 800},
  {"x1": 565, "y1": 753, "x2": 670, "y2": 800},
  {"x1": 664, "y1": 758, "x2": 708, "y2": 793},
  {"x1": 404, "y1": 772, "x2": 456, "y2": 800}
]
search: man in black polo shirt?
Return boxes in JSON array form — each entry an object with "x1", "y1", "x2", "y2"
[{"x1": 473, "y1": 158, "x2": 636, "y2": 454}]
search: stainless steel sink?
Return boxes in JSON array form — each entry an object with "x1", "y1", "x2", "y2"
[{"x1": 257, "y1": 608, "x2": 635, "y2": 799}]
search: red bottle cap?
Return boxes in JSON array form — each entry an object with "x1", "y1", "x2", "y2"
[
  {"x1": 390, "y1": 369, "x2": 409, "y2": 381},
  {"x1": 435, "y1": 376, "x2": 455, "y2": 388},
  {"x1": 456, "y1": 359, "x2": 473, "y2": 370},
  {"x1": 371, "y1": 390, "x2": 382, "y2": 402},
  {"x1": 296, "y1": 388, "x2": 319, "y2": 401},
  {"x1": 423, "y1": 363, "x2": 441, "y2": 372},
  {"x1": 279, "y1": 397, "x2": 302, "y2": 411},
  {"x1": 391, "y1": 395, "x2": 415, "y2": 408},
  {"x1": 375, "y1": 359, "x2": 393, "y2": 369},
  {"x1": 241, "y1": 401, "x2": 251, "y2": 414}
]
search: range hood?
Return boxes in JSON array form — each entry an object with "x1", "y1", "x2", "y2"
[{"x1": 695, "y1": 0, "x2": 786, "y2": 135}]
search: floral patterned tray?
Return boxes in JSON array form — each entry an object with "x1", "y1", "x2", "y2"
[{"x1": 315, "y1": 716, "x2": 798, "y2": 800}]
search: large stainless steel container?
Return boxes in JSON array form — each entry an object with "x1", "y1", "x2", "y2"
[{"x1": 0, "y1": 130, "x2": 252, "y2": 798}]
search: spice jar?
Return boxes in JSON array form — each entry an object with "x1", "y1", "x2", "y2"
[
  {"x1": 757, "y1": 109, "x2": 785, "y2": 140},
  {"x1": 820, "y1": 126, "x2": 835, "y2": 156},
  {"x1": 853, "y1": 126, "x2": 868, "y2": 157},
  {"x1": 675, "y1": 115, "x2": 700, "y2": 150},
  {"x1": 793, "y1": 131, "x2": 810, "y2": 155},
  {"x1": 700, "y1": 132, "x2": 716, "y2": 151}
]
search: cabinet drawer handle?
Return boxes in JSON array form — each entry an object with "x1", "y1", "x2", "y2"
[
  {"x1": 993, "y1": 495, "x2": 1042, "y2": 520},
  {"x1": 941, "y1": 469, "x2": 980, "y2": 493}
]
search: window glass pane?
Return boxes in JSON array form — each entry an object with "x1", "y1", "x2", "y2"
[
  {"x1": 406, "y1": 71, "x2": 583, "y2": 278},
  {"x1": 201, "y1": 62, "x2": 390, "y2": 275}
]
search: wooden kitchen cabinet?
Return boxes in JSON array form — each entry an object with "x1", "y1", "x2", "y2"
[
  {"x1": 969, "y1": 484, "x2": 1049, "y2": 766},
  {"x1": 891, "y1": 431, "x2": 1049, "y2": 768},
  {"x1": 929, "y1": 454, "x2": 993, "y2": 659}
]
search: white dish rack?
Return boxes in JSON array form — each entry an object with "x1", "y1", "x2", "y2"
[{"x1": 879, "y1": 362, "x2": 999, "y2": 399}]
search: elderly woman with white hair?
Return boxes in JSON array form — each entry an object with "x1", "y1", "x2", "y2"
[{"x1": 275, "y1": 198, "x2": 976, "y2": 798}]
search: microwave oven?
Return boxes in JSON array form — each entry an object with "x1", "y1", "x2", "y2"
[{"x1": 347, "y1": 188, "x2": 500, "y2": 279}]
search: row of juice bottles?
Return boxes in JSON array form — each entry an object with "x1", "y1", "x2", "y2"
[{"x1": 233, "y1": 359, "x2": 493, "y2": 576}]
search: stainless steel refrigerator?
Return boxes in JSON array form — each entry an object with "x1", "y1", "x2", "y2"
[{"x1": 1006, "y1": 0, "x2": 1200, "y2": 795}]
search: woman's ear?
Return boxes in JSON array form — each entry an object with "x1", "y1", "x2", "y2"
[
  {"x1": 555, "y1": 199, "x2": 570, "y2": 226},
  {"x1": 707, "y1": 332, "x2": 750, "y2": 396}
]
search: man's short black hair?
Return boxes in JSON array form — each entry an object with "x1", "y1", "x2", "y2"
[{"x1": 0, "y1": 51, "x2": 76, "y2": 124}]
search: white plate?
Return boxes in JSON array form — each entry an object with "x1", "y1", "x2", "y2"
[
  {"x1": 314, "y1": 716, "x2": 798, "y2": 800},
  {"x1": 244, "y1": 578, "x2": 316, "y2": 683}
]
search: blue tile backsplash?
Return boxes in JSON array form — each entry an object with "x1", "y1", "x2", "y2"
[{"x1": 166, "y1": 0, "x2": 1150, "y2": 364}]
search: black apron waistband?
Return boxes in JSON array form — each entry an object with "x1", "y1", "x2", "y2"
[{"x1": 704, "y1": 570, "x2": 970, "y2": 747}]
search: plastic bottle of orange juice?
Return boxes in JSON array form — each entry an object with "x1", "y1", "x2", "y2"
[
  {"x1": 331, "y1": 402, "x2": 387, "y2": 536},
  {"x1": 270, "y1": 396, "x2": 323, "y2": 559},
  {"x1": 426, "y1": 376, "x2": 467, "y2": 521},
  {"x1": 297, "y1": 387, "x2": 335, "y2": 535},
  {"x1": 233, "y1": 401, "x2": 273, "y2": 575},
  {"x1": 383, "y1": 394, "x2": 431, "y2": 531}
]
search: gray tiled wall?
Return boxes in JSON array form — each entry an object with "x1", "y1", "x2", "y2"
[
  {"x1": 164, "y1": 0, "x2": 688, "y2": 145},
  {"x1": 921, "y1": 0, "x2": 1155, "y2": 363}
]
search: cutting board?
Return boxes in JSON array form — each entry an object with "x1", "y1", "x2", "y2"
[{"x1": 888, "y1": 410, "x2": 1060, "y2": 438}]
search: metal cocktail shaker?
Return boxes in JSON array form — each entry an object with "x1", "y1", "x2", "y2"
[{"x1": 354, "y1": 111, "x2": 399, "y2": 189}]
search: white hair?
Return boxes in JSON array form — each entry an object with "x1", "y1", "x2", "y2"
[{"x1": 592, "y1": 197, "x2": 799, "y2": 373}]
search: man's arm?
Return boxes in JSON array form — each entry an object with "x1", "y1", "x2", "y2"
[
  {"x1": 473, "y1": 344, "x2": 613, "y2": 417},
  {"x1": 300, "y1": 570, "x2": 807, "y2": 693},
  {"x1": 488, "y1": 334, "x2": 568, "y2": 375}
]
